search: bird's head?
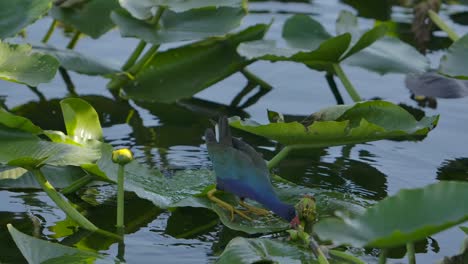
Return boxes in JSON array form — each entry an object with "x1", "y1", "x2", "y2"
[{"x1": 286, "y1": 206, "x2": 300, "y2": 228}]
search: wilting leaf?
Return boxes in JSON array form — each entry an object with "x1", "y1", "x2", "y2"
[
  {"x1": 0, "y1": 41, "x2": 59, "y2": 86},
  {"x1": 111, "y1": 6, "x2": 246, "y2": 45},
  {"x1": 439, "y1": 34, "x2": 468, "y2": 79},
  {"x1": 119, "y1": 0, "x2": 244, "y2": 19},
  {"x1": 60, "y1": 98, "x2": 103, "y2": 142},
  {"x1": 83, "y1": 142, "x2": 369, "y2": 234},
  {"x1": 0, "y1": 0, "x2": 52, "y2": 39},
  {"x1": 122, "y1": 24, "x2": 268, "y2": 103},
  {"x1": 7, "y1": 224, "x2": 106, "y2": 263},
  {"x1": 51, "y1": 0, "x2": 120, "y2": 38},
  {"x1": 33, "y1": 44, "x2": 120, "y2": 76},
  {"x1": 217, "y1": 237, "x2": 319, "y2": 264},
  {"x1": 0, "y1": 165, "x2": 86, "y2": 189},
  {"x1": 405, "y1": 71, "x2": 468, "y2": 98},
  {"x1": 230, "y1": 100, "x2": 439, "y2": 146},
  {"x1": 314, "y1": 181, "x2": 468, "y2": 248}
]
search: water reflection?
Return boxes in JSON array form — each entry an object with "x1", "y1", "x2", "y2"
[{"x1": 437, "y1": 158, "x2": 468, "y2": 181}]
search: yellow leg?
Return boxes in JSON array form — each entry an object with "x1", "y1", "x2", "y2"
[
  {"x1": 239, "y1": 200, "x2": 270, "y2": 216},
  {"x1": 207, "y1": 189, "x2": 252, "y2": 221}
]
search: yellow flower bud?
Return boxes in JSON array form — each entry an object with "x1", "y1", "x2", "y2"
[{"x1": 112, "y1": 148, "x2": 133, "y2": 165}]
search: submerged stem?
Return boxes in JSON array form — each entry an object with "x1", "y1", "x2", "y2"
[
  {"x1": 122, "y1": 40, "x2": 147, "y2": 71},
  {"x1": 332, "y1": 64, "x2": 362, "y2": 102},
  {"x1": 406, "y1": 242, "x2": 416, "y2": 264},
  {"x1": 117, "y1": 165, "x2": 125, "y2": 228},
  {"x1": 41, "y1": 20, "x2": 57, "y2": 43},
  {"x1": 428, "y1": 10, "x2": 459, "y2": 42}
]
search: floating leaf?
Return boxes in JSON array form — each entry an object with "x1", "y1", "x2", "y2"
[
  {"x1": 0, "y1": 108, "x2": 42, "y2": 134},
  {"x1": 217, "y1": 237, "x2": 318, "y2": 264},
  {"x1": 111, "y1": 6, "x2": 246, "y2": 45},
  {"x1": 60, "y1": 98, "x2": 103, "y2": 142},
  {"x1": 7, "y1": 224, "x2": 106, "y2": 263},
  {"x1": 0, "y1": 41, "x2": 59, "y2": 86},
  {"x1": 119, "y1": 0, "x2": 243, "y2": 19},
  {"x1": 83, "y1": 142, "x2": 369, "y2": 234},
  {"x1": 314, "y1": 181, "x2": 468, "y2": 248},
  {"x1": 439, "y1": 34, "x2": 468, "y2": 79},
  {"x1": 50, "y1": 0, "x2": 120, "y2": 38},
  {"x1": 122, "y1": 24, "x2": 268, "y2": 103},
  {"x1": 0, "y1": 0, "x2": 52, "y2": 39},
  {"x1": 33, "y1": 44, "x2": 120, "y2": 76},
  {"x1": 0, "y1": 165, "x2": 86, "y2": 189},
  {"x1": 405, "y1": 71, "x2": 468, "y2": 98},
  {"x1": 230, "y1": 100, "x2": 439, "y2": 146}
]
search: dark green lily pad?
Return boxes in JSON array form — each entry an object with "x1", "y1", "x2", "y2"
[
  {"x1": 439, "y1": 34, "x2": 468, "y2": 79},
  {"x1": 122, "y1": 23, "x2": 268, "y2": 103},
  {"x1": 119, "y1": 0, "x2": 244, "y2": 19},
  {"x1": 0, "y1": 41, "x2": 59, "y2": 86},
  {"x1": 0, "y1": 0, "x2": 52, "y2": 39},
  {"x1": 314, "y1": 181, "x2": 468, "y2": 248},
  {"x1": 111, "y1": 6, "x2": 246, "y2": 45},
  {"x1": 7, "y1": 224, "x2": 106, "y2": 263},
  {"x1": 33, "y1": 44, "x2": 120, "y2": 76},
  {"x1": 50, "y1": 0, "x2": 120, "y2": 38},
  {"x1": 229, "y1": 100, "x2": 439, "y2": 146}
]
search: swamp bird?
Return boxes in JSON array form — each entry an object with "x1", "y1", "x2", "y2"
[{"x1": 205, "y1": 116, "x2": 300, "y2": 226}]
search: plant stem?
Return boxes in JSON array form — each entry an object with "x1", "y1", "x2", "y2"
[
  {"x1": 128, "y1": 44, "x2": 160, "y2": 74},
  {"x1": 325, "y1": 73, "x2": 344, "y2": 105},
  {"x1": 309, "y1": 237, "x2": 329, "y2": 264},
  {"x1": 378, "y1": 249, "x2": 387, "y2": 264},
  {"x1": 116, "y1": 165, "x2": 125, "y2": 228},
  {"x1": 66, "y1": 31, "x2": 82, "y2": 50},
  {"x1": 27, "y1": 86, "x2": 46, "y2": 102},
  {"x1": 428, "y1": 10, "x2": 459, "y2": 41},
  {"x1": 61, "y1": 175, "x2": 95, "y2": 195},
  {"x1": 332, "y1": 64, "x2": 362, "y2": 102},
  {"x1": 267, "y1": 146, "x2": 292, "y2": 170},
  {"x1": 122, "y1": 40, "x2": 147, "y2": 71},
  {"x1": 41, "y1": 20, "x2": 57, "y2": 43},
  {"x1": 406, "y1": 242, "x2": 416, "y2": 264},
  {"x1": 329, "y1": 250, "x2": 365, "y2": 264},
  {"x1": 240, "y1": 68, "x2": 273, "y2": 90},
  {"x1": 32, "y1": 168, "x2": 98, "y2": 232},
  {"x1": 58, "y1": 67, "x2": 77, "y2": 96}
]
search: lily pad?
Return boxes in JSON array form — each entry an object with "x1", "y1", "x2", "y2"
[
  {"x1": 33, "y1": 44, "x2": 120, "y2": 76},
  {"x1": 0, "y1": 0, "x2": 52, "y2": 39},
  {"x1": 7, "y1": 224, "x2": 105, "y2": 263},
  {"x1": 60, "y1": 98, "x2": 103, "y2": 142},
  {"x1": 238, "y1": 11, "x2": 428, "y2": 74},
  {"x1": 439, "y1": 34, "x2": 468, "y2": 79},
  {"x1": 217, "y1": 237, "x2": 318, "y2": 264},
  {"x1": 0, "y1": 108, "x2": 42, "y2": 134},
  {"x1": 0, "y1": 41, "x2": 59, "y2": 86},
  {"x1": 119, "y1": 0, "x2": 243, "y2": 19},
  {"x1": 50, "y1": 0, "x2": 120, "y2": 38},
  {"x1": 313, "y1": 181, "x2": 468, "y2": 248},
  {"x1": 111, "y1": 6, "x2": 246, "y2": 45},
  {"x1": 229, "y1": 100, "x2": 439, "y2": 146},
  {"x1": 83, "y1": 142, "x2": 370, "y2": 234},
  {"x1": 122, "y1": 23, "x2": 269, "y2": 103}
]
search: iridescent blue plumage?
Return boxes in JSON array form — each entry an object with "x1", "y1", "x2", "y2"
[{"x1": 205, "y1": 116, "x2": 297, "y2": 223}]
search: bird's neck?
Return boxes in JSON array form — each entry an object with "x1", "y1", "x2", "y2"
[{"x1": 257, "y1": 195, "x2": 295, "y2": 221}]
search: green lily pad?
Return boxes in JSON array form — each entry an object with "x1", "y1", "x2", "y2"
[
  {"x1": 0, "y1": 0, "x2": 52, "y2": 39},
  {"x1": 314, "y1": 181, "x2": 468, "y2": 248},
  {"x1": 122, "y1": 23, "x2": 268, "y2": 103},
  {"x1": 119, "y1": 0, "x2": 244, "y2": 19},
  {"x1": 60, "y1": 98, "x2": 103, "y2": 142},
  {"x1": 33, "y1": 44, "x2": 120, "y2": 76},
  {"x1": 0, "y1": 165, "x2": 86, "y2": 189},
  {"x1": 50, "y1": 0, "x2": 120, "y2": 38},
  {"x1": 229, "y1": 100, "x2": 439, "y2": 146},
  {"x1": 439, "y1": 34, "x2": 468, "y2": 79},
  {"x1": 111, "y1": 6, "x2": 246, "y2": 45},
  {"x1": 83, "y1": 142, "x2": 370, "y2": 234},
  {"x1": 0, "y1": 41, "x2": 59, "y2": 86},
  {"x1": 7, "y1": 224, "x2": 106, "y2": 263},
  {"x1": 217, "y1": 237, "x2": 319, "y2": 264},
  {"x1": 0, "y1": 108, "x2": 42, "y2": 134}
]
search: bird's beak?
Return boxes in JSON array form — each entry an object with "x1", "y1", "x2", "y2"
[{"x1": 290, "y1": 215, "x2": 301, "y2": 228}]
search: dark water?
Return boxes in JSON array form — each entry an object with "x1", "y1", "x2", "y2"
[{"x1": 1, "y1": 0, "x2": 468, "y2": 263}]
